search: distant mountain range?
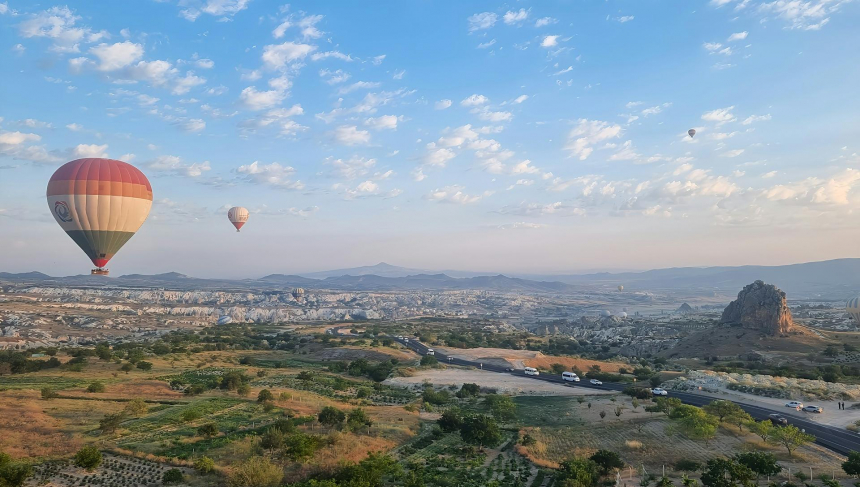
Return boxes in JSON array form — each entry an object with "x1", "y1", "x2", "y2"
[{"x1": 2, "y1": 259, "x2": 860, "y2": 298}]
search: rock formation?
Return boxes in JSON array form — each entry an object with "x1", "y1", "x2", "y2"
[
  {"x1": 677, "y1": 303, "x2": 694, "y2": 314},
  {"x1": 720, "y1": 280, "x2": 794, "y2": 335}
]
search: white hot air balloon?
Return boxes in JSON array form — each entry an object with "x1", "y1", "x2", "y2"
[
  {"x1": 688, "y1": 129, "x2": 696, "y2": 138},
  {"x1": 847, "y1": 297, "x2": 860, "y2": 325},
  {"x1": 227, "y1": 207, "x2": 249, "y2": 232},
  {"x1": 617, "y1": 285, "x2": 624, "y2": 292}
]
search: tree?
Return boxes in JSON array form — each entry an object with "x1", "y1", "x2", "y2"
[
  {"x1": 40, "y1": 387, "x2": 58, "y2": 400},
  {"x1": 656, "y1": 477, "x2": 673, "y2": 487},
  {"x1": 654, "y1": 397, "x2": 683, "y2": 416},
  {"x1": 194, "y1": 456, "x2": 215, "y2": 474},
  {"x1": 703, "y1": 400, "x2": 742, "y2": 423},
  {"x1": 0, "y1": 452, "x2": 32, "y2": 487},
  {"x1": 260, "y1": 428, "x2": 285, "y2": 451},
  {"x1": 318, "y1": 406, "x2": 346, "y2": 429},
  {"x1": 86, "y1": 381, "x2": 105, "y2": 393},
  {"x1": 484, "y1": 394, "x2": 517, "y2": 421},
  {"x1": 73, "y1": 446, "x2": 102, "y2": 471},
  {"x1": 700, "y1": 458, "x2": 755, "y2": 487},
  {"x1": 237, "y1": 384, "x2": 251, "y2": 396},
  {"x1": 347, "y1": 408, "x2": 373, "y2": 432},
  {"x1": 420, "y1": 355, "x2": 437, "y2": 366},
  {"x1": 460, "y1": 415, "x2": 502, "y2": 448},
  {"x1": 725, "y1": 409, "x2": 753, "y2": 432},
  {"x1": 297, "y1": 370, "x2": 314, "y2": 382},
  {"x1": 671, "y1": 406, "x2": 718, "y2": 441},
  {"x1": 734, "y1": 452, "x2": 781, "y2": 478},
  {"x1": 124, "y1": 398, "x2": 148, "y2": 417},
  {"x1": 422, "y1": 389, "x2": 450, "y2": 406},
  {"x1": 771, "y1": 425, "x2": 814, "y2": 457},
  {"x1": 843, "y1": 451, "x2": 860, "y2": 476},
  {"x1": 120, "y1": 362, "x2": 134, "y2": 374},
  {"x1": 95, "y1": 342, "x2": 112, "y2": 361},
  {"x1": 283, "y1": 432, "x2": 322, "y2": 461},
  {"x1": 681, "y1": 474, "x2": 698, "y2": 487},
  {"x1": 227, "y1": 456, "x2": 283, "y2": 487},
  {"x1": 551, "y1": 363, "x2": 567, "y2": 374},
  {"x1": 163, "y1": 468, "x2": 184, "y2": 484},
  {"x1": 437, "y1": 409, "x2": 463, "y2": 433},
  {"x1": 136, "y1": 361, "x2": 153, "y2": 371},
  {"x1": 599, "y1": 410, "x2": 607, "y2": 420},
  {"x1": 750, "y1": 420, "x2": 774, "y2": 443},
  {"x1": 99, "y1": 413, "x2": 125, "y2": 435},
  {"x1": 457, "y1": 383, "x2": 480, "y2": 398},
  {"x1": 557, "y1": 458, "x2": 597, "y2": 487},
  {"x1": 257, "y1": 389, "x2": 274, "y2": 403},
  {"x1": 590, "y1": 450, "x2": 624, "y2": 476},
  {"x1": 198, "y1": 423, "x2": 219, "y2": 437},
  {"x1": 333, "y1": 453, "x2": 400, "y2": 486}
]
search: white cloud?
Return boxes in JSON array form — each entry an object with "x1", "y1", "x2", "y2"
[
  {"x1": 332, "y1": 125, "x2": 371, "y2": 146},
  {"x1": 239, "y1": 87, "x2": 286, "y2": 110},
  {"x1": 742, "y1": 114, "x2": 772, "y2": 125},
  {"x1": 503, "y1": 8, "x2": 529, "y2": 25},
  {"x1": 608, "y1": 140, "x2": 641, "y2": 161},
  {"x1": 641, "y1": 102, "x2": 671, "y2": 116},
  {"x1": 89, "y1": 42, "x2": 144, "y2": 71},
  {"x1": 72, "y1": 143, "x2": 108, "y2": 158},
  {"x1": 477, "y1": 39, "x2": 496, "y2": 49},
  {"x1": 468, "y1": 12, "x2": 498, "y2": 31},
  {"x1": 327, "y1": 156, "x2": 377, "y2": 179},
  {"x1": 364, "y1": 115, "x2": 401, "y2": 131},
  {"x1": 535, "y1": 17, "x2": 558, "y2": 27},
  {"x1": 565, "y1": 119, "x2": 623, "y2": 160},
  {"x1": 319, "y1": 69, "x2": 350, "y2": 85},
  {"x1": 311, "y1": 51, "x2": 353, "y2": 62},
  {"x1": 66, "y1": 123, "x2": 84, "y2": 132},
  {"x1": 337, "y1": 81, "x2": 381, "y2": 95},
  {"x1": 762, "y1": 170, "x2": 778, "y2": 179},
  {"x1": 436, "y1": 125, "x2": 479, "y2": 147},
  {"x1": 18, "y1": 119, "x2": 53, "y2": 129},
  {"x1": 625, "y1": 101, "x2": 643, "y2": 108},
  {"x1": 541, "y1": 35, "x2": 559, "y2": 47},
  {"x1": 0, "y1": 132, "x2": 41, "y2": 145},
  {"x1": 461, "y1": 94, "x2": 489, "y2": 106},
  {"x1": 18, "y1": 6, "x2": 106, "y2": 53},
  {"x1": 702, "y1": 106, "x2": 736, "y2": 125},
  {"x1": 435, "y1": 99, "x2": 453, "y2": 110},
  {"x1": 178, "y1": 118, "x2": 206, "y2": 133},
  {"x1": 392, "y1": 69, "x2": 405, "y2": 80},
  {"x1": 195, "y1": 58, "x2": 214, "y2": 69},
  {"x1": 424, "y1": 148, "x2": 457, "y2": 167},
  {"x1": 237, "y1": 161, "x2": 303, "y2": 190},
  {"x1": 179, "y1": 0, "x2": 250, "y2": 21},
  {"x1": 722, "y1": 149, "x2": 745, "y2": 157},
  {"x1": 473, "y1": 107, "x2": 513, "y2": 122},
  {"x1": 497, "y1": 201, "x2": 585, "y2": 217},
  {"x1": 371, "y1": 55, "x2": 386, "y2": 65},
  {"x1": 147, "y1": 155, "x2": 211, "y2": 177},
  {"x1": 513, "y1": 95, "x2": 528, "y2": 104},
  {"x1": 759, "y1": 0, "x2": 843, "y2": 30},
  {"x1": 727, "y1": 31, "x2": 749, "y2": 42},
  {"x1": 615, "y1": 15, "x2": 635, "y2": 23},
  {"x1": 261, "y1": 42, "x2": 316, "y2": 70},
  {"x1": 425, "y1": 185, "x2": 489, "y2": 204}
]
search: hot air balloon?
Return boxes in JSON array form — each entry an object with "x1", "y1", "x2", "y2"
[
  {"x1": 47, "y1": 158, "x2": 152, "y2": 276},
  {"x1": 847, "y1": 297, "x2": 860, "y2": 325},
  {"x1": 228, "y1": 207, "x2": 249, "y2": 232},
  {"x1": 688, "y1": 129, "x2": 696, "y2": 138},
  {"x1": 292, "y1": 288, "x2": 305, "y2": 301},
  {"x1": 617, "y1": 285, "x2": 624, "y2": 291}
]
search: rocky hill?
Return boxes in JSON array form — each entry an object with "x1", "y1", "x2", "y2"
[{"x1": 720, "y1": 280, "x2": 794, "y2": 335}]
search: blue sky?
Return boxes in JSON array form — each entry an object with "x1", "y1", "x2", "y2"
[{"x1": 2, "y1": 0, "x2": 860, "y2": 278}]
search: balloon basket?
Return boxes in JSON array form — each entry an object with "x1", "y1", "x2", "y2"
[{"x1": 91, "y1": 268, "x2": 110, "y2": 276}]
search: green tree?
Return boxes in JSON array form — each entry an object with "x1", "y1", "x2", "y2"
[
  {"x1": 654, "y1": 397, "x2": 683, "y2": 415},
  {"x1": 120, "y1": 362, "x2": 134, "y2": 374},
  {"x1": 557, "y1": 458, "x2": 597, "y2": 487},
  {"x1": 318, "y1": 406, "x2": 346, "y2": 429},
  {"x1": 0, "y1": 452, "x2": 33, "y2": 487},
  {"x1": 750, "y1": 420, "x2": 774, "y2": 443},
  {"x1": 551, "y1": 363, "x2": 567, "y2": 374},
  {"x1": 656, "y1": 477, "x2": 673, "y2": 487},
  {"x1": 484, "y1": 394, "x2": 517, "y2": 421},
  {"x1": 95, "y1": 342, "x2": 112, "y2": 361},
  {"x1": 734, "y1": 452, "x2": 781, "y2": 478},
  {"x1": 771, "y1": 425, "x2": 815, "y2": 457},
  {"x1": 703, "y1": 400, "x2": 742, "y2": 423},
  {"x1": 99, "y1": 412, "x2": 126, "y2": 435},
  {"x1": 456, "y1": 383, "x2": 481, "y2": 398},
  {"x1": 437, "y1": 409, "x2": 463, "y2": 433},
  {"x1": 283, "y1": 432, "x2": 322, "y2": 461},
  {"x1": 73, "y1": 446, "x2": 103, "y2": 471},
  {"x1": 725, "y1": 409, "x2": 753, "y2": 432},
  {"x1": 347, "y1": 408, "x2": 373, "y2": 432},
  {"x1": 590, "y1": 450, "x2": 624, "y2": 476},
  {"x1": 86, "y1": 381, "x2": 105, "y2": 393},
  {"x1": 843, "y1": 451, "x2": 860, "y2": 476},
  {"x1": 227, "y1": 456, "x2": 283, "y2": 487},
  {"x1": 671, "y1": 406, "x2": 718, "y2": 441},
  {"x1": 700, "y1": 458, "x2": 755, "y2": 487},
  {"x1": 420, "y1": 355, "x2": 437, "y2": 366},
  {"x1": 124, "y1": 398, "x2": 148, "y2": 417},
  {"x1": 136, "y1": 361, "x2": 153, "y2": 371},
  {"x1": 681, "y1": 474, "x2": 698, "y2": 487},
  {"x1": 198, "y1": 423, "x2": 219, "y2": 437},
  {"x1": 163, "y1": 468, "x2": 184, "y2": 484},
  {"x1": 422, "y1": 389, "x2": 450, "y2": 406},
  {"x1": 194, "y1": 456, "x2": 215, "y2": 474},
  {"x1": 237, "y1": 383, "x2": 251, "y2": 396},
  {"x1": 332, "y1": 452, "x2": 400, "y2": 486},
  {"x1": 257, "y1": 389, "x2": 274, "y2": 403},
  {"x1": 460, "y1": 415, "x2": 501, "y2": 448},
  {"x1": 40, "y1": 387, "x2": 58, "y2": 400}
]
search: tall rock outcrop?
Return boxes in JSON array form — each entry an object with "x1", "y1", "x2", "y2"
[{"x1": 720, "y1": 280, "x2": 794, "y2": 335}]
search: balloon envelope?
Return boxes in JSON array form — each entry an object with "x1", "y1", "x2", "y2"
[
  {"x1": 228, "y1": 207, "x2": 249, "y2": 232},
  {"x1": 688, "y1": 129, "x2": 696, "y2": 138},
  {"x1": 47, "y1": 158, "x2": 152, "y2": 269},
  {"x1": 847, "y1": 297, "x2": 860, "y2": 325},
  {"x1": 617, "y1": 285, "x2": 624, "y2": 291}
]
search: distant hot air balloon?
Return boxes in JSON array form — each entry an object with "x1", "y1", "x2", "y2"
[
  {"x1": 617, "y1": 285, "x2": 624, "y2": 291},
  {"x1": 847, "y1": 297, "x2": 860, "y2": 325},
  {"x1": 227, "y1": 207, "x2": 249, "y2": 232},
  {"x1": 47, "y1": 158, "x2": 152, "y2": 276},
  {"x1": 292, "y1": 288, "x2": 305, "y2": 301},
  {"x1": 688, "y1": 129, "x2": 696, "y2": 138}
]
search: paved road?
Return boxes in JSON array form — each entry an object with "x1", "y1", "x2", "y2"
[{"x1": 393, "y1": 336, "x2": 860, "y2": 456}]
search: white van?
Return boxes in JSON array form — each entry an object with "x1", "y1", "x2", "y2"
[
  {"x1": 562, "y1": 371, "x2": 580, "y2": 382},
  {"x1": 426, "y1": 348, "x2": 435, "y2": 356},
  {"x1": 524, "y1": 367, "x2": 540, "y2": 376}
]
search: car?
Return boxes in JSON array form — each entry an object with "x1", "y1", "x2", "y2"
[
  {"x1": 590, "y1": 379, "x2": 603, "y2": 385},
  {"x1": 785, "y1": 401, "x2": 803, "y2": 410},
  {"x1": 802, "y1": 405, "x2": 823, "y2": 413},
  {"x1": 562, "y1": 371, "x2": 581, "y2": 382},
  {"x1": 768, "y1": 413, "x2": 788, "y2": 425},
  {"x1": 651, "y1": 388, "x2": 668, "y2": 396},
  {"x1": 504, "y1": 367, "x2": 514, "y2": 372}
]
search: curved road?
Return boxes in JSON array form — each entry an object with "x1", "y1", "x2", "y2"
[{"x1": 393, "y1": 336, "x2": 860, "y2": 456}]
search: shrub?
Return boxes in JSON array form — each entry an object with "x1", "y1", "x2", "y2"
[
  {"x1": 136, "y1": 361, "x2": 153, "y2": 371},
  {"x1": 227, "y1": 456, "x2": 283, "y2": 487},
  {"x1": 86, "y1": 382, "x2": 105, "y2": 393},
  {"x1": 163, "y1": 468, "x2": 183, "y2": 484},
  {"x1": 198, "y1": 423, "x2": 219, "y2": 437},
  {"x1": 40, "y1": 387, "x2": 58, "y2": 400},
  {"x1": 257, "y1": 389, "x2": 274, "y2": 403},
  {"x1": 194, "y1": 456, "x2": 215, "y2": 474},
  {"x1": 124, "y1": 398, "x2": 148, "y2": 416},
  {"x1": 675, "y1": 459, "x2": 702, "y2": 472},
  {"x1": 74, "y1": 446, "x2": 102, "y2": 471}
]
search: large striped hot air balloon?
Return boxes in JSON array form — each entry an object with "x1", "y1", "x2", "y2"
[
  {"x1": 228, "y1": 207, "x2": 249, "y2": 232},
  {"x1": 848, "y1": 297, "x2": 860, "y2": 325},
  {"x1": 47, "y1": 158, "x2": 153, "y2": 275}
]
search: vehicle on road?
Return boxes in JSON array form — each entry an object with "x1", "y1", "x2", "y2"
[
  {"x1": 524, "y1": 367, "x2": 540, "y2": 376},
  {"x1": 802, "y1": 405, "x2": 823, "y2": 413},
  {"x1": 768, "y1": 413, "x2": 789, "y2": 425},
  {"x1": 403, "y1": 338, "x2": 409, "y2": 343},
  {"x1": 426, "y1": 348, "x2": 435, "y2": 356},
  {"x1": 505, "y1": 367, "x2": 513, "y2": 372},
  {"x1": 562, "y1": 371, "x2": 580, "y2": 382},
  {"x1": 590, "y1": 379, "x2": 603, "y2": 385},
  {"x1": 651, "y1": 388, "x2": 668, "y2": 396},
  {"x1": 786, "y1": 401, "x2": 803, "y2": 410}
]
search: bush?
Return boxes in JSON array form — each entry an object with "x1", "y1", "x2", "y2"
[
  {"x1": 73, "y1": 446, "x2": 102, "y2": 471},
  {"x1": 257, "y1": 389, "x2": 274, "y2": 403},
  {"x1": 136, "y1": 361, "x2": 153, "y2": 371},
  {"x1": 194, "y1": 456, "x2": 215, "y2": 474},
  {"x1": 86, "y1": 381, "x2": 105, "y2": 393},
  {"x1": 163, "y1": 468, "x2": 184, "y2": 484},
  {"x1": 623, "y1": 386, "x2": 653, "y2": 400},
  {"x1": 420, "y1": 355, "x2": 438, "y2": 366},
  {"x1": 227, "y1": 456, "x2": 283, "y2": 487},
  {"x1": 0, "y1": 451, "x2": 33, "y2": 487},
  {"x1": 40, "y1": 387, "x2": 58, "y2": 400},
  {"x1": 422, "y1": 389, "x2": 450, "y2": 406},
  {"x1": 198, "y1": 423, "x2": 219, "y2": 437},
  {"x1": 675, "y1": 459, "x2": 702, "y2": 472}
]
